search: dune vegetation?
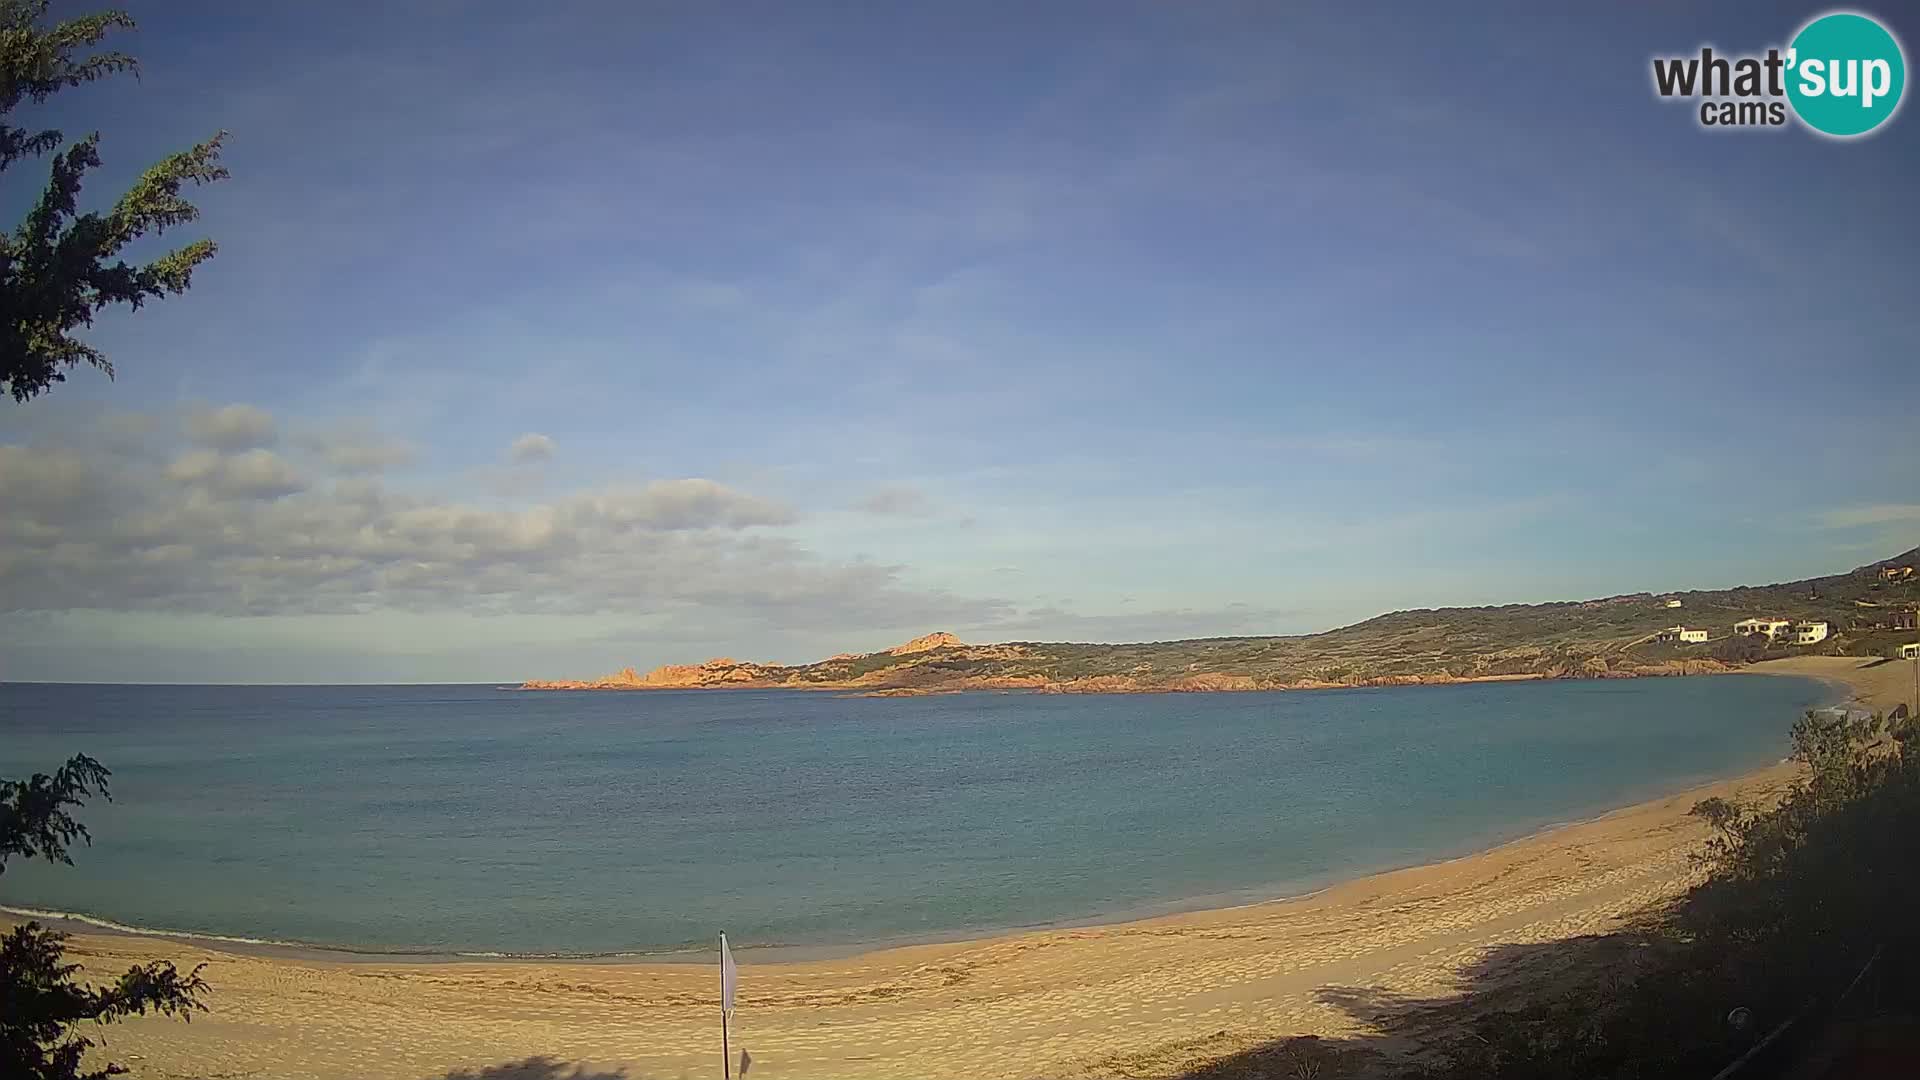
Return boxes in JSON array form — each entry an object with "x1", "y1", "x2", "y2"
[{"x1": 1176, "y1": 702, "x2": 1920, "y2": 1078}]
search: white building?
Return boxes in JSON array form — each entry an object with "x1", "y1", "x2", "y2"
[
  {"x1": 1893, "y1": 642, "x2": 1920, "y2": 660},
  {"x1": 1733, "y1": 618, "x2": 1793, "y2": 640},
  {"x1": 1791, "y1": 621, "x2": 1830, "y2": 645},
  {"x1": 1655, "y1": 626, "x2": 1709, "y2": 644},
  {"x1": 1664, "y1": 598, "x2": 1684, "y2": 608}
]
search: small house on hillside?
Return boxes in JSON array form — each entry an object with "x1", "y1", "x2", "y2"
[
  {"x1": 1791, "y1": 621, "x2": 1830, "y2": 645},
  {"x1": 1893, "y1": 642, "x2": 1920, "y2": 660},
  {"x1": 1880, "y1": 565, "x2": 1915, "y2": 582},
  {"x1": 1655, "y1": 626, "x2": 1709, "y2": 644},
  {"x1": 1664, "y1": 598, "x2": 1684, "y2": 608},
  {"x1": 1734, "y1": 618, "x2": 1793, "y2": 640},
  {"x1": 1893, "y1": 609, "x2": 1919, "y2": 632}
]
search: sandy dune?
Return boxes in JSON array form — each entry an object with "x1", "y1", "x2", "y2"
[{"x1": 20, "y1": 656, "x2": 1916, "y2": 1080}]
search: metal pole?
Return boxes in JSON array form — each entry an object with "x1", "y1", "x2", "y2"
[{"x1": 721, "y1": 930, "x2": 731, "y2": 1080}]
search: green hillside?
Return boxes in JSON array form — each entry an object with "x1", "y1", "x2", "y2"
[
  {"x1": 529, "y1": 546, "x2": 1919, "y2": 693},
  {"x1": 784, "y1": 545, "x2": 1920, "y2": 691}
]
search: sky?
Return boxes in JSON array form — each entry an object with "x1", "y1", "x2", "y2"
[{"x1": 2, "y1": 0, "x2": 1917, "y2": 683}]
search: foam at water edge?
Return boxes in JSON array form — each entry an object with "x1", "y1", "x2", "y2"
[{"x1": 0, "y1": 905, "x2": 681, "y2": 960}]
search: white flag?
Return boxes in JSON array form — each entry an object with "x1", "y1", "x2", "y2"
[{"x1": 720, "y1": 932, "x2": 738, "y2": 1015}]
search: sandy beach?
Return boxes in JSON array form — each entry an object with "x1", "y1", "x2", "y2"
[{"x1": 16, "y1": 656, "x2": 1915, "y2": 1080}]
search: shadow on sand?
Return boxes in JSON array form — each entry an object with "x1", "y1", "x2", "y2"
[
  {"x1": 420, "y1": 929, "x2": 1917, "y2": 1080},
  {"x1": 433, "y1": 1057, "x2": 628, "y2": 1080},
  {"x1": 1147, "y1": 923, "x2": 1919, "y2": 1080}
]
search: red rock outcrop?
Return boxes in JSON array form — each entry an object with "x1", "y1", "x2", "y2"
[{"x1": 885, "y1": 631, "x2": 964, "y2": 655}]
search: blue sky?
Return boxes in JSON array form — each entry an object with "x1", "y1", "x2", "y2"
[{"x1": 3, "y1": 1, "x2": 1916, "y2": 682}]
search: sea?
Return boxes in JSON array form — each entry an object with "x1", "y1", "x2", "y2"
[{"x1": 0, "y1": 675, "x2": 1830, "y2": 958}]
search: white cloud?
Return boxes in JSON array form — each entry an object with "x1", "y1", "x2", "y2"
[
  {"x1": 572, "y1": 479, "x2": 796, "y2": 531},
  {"x1": 304, "y1": 428, "x2": 417, "y2": 475},
  {"x1": 164, "y1": 449, "x2": 307, "y2": 501},
  {"x1": 854, "y1": 486, "x2": 933, "y2": 516},
  {"x1": 507, "y1": 432, "x2": 556, "y2": 464},
  {"x1": 184, "y1": 404, "x2": 277, "y2": 450},
  {"x1": 0, "y1": 421, "x2": 1009, "y2": 632},
  {"x1": 162, "y1": 450, "x2": 220, "y2": 483}
]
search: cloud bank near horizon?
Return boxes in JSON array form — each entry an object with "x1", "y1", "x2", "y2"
[
  {"x1": 3, "y1": 403, "x2": 1326, "y2": 675},
  {"x1": 2, "y1": 394, "x2": 1914, "y2": 683}
]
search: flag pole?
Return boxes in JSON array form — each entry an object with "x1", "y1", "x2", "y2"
[{"x1": 720, "y1": 932, "x2": 732, "y2": 1080}]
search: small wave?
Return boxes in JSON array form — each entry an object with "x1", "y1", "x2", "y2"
[
  {"x1": 451, "y1": 949, "x2": 653, "y2": 960},
  {"x1": 0, "y1": 905, "x2": 704, "y2": 960},
  {"x1": 1, "y1": 905, "x2": 309, "y2": 949}
]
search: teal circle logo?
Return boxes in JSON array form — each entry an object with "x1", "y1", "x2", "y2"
[{"x1": 1786, "y1": 11, "x2": 1906, "y2": 137}]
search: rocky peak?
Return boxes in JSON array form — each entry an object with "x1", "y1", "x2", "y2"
[{"x1": 886, "y1": 631, "x2": 965, "y2": 656}]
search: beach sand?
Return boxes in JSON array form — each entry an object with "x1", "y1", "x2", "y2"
[{"x1": 17, "y1": 656, "x2": 1916, "y2": 1080}]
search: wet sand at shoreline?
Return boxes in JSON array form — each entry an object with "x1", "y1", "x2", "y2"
[{"x1": 16, "y1": 656, "x2": 1913, "y2": 1080}]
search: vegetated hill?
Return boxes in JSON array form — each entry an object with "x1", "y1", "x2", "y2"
[{"x1": 522, "y1": 546, "x2": 1920, "y2": 694}]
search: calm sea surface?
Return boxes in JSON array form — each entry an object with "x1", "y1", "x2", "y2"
[{"x1": 0, "y1": 676, "x2": 1829, "y2": 956}]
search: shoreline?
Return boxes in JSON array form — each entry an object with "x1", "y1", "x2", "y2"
[
  {"x1": 0, "y1": 754, "x2": 1817, "y2": 970},
  {"x1": 17, "y1": 655, "x2": 1911, "y2": 1080},
  {"x1": 5, "y1": 671, "x2": 1836, "y2": 968}
]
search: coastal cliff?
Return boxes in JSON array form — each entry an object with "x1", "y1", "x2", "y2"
[{"x1": 521, "y1": 546, "x2": 1917, "y2": 696}]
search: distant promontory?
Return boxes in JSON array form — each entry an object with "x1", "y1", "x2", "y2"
[{"x1": 520, "y1": 548, "x2": 1919, "y2": 695}]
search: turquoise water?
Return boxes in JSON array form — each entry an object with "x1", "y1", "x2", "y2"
[{"x1": 0, "y1": 676, "x2": 1828, "y2": 956}]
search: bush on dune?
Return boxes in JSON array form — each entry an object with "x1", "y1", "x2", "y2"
[{"x1": 1408, "y1": 708, "x2": 1920, "y2": 1079}]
